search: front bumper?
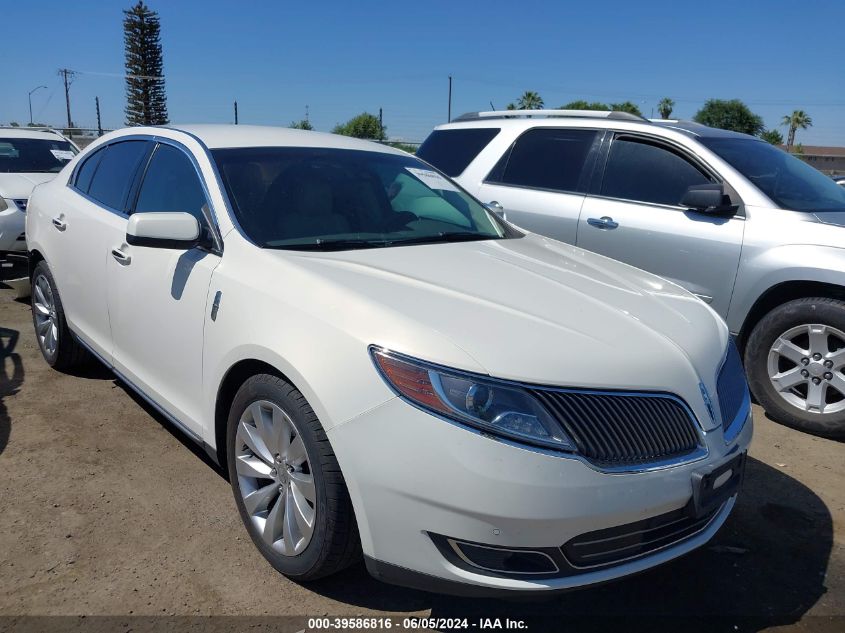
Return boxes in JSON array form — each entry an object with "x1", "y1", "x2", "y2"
[
  {"x1": 328, "y1": 396, "x2": 752, "y2": 594},
  {"x1": 0, "y1": 203, "x2": 26, "y2": 253}
]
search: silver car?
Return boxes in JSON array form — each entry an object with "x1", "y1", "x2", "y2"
[{"x1": 418, "y1": 110, "x2": 845, "y2": 438}]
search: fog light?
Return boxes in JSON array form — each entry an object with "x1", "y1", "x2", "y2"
[{"x1": 448, "y1": 539, "x2": 559, "y2": 575}]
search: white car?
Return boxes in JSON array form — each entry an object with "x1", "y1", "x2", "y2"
[
  {"x1": 0, "y1": 128, "x2": 78, "y2": 271},
  {"x1": 26, "y1": 124, "x2": 752, "y2": 595}
]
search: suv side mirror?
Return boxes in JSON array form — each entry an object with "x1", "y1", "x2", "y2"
[
  {"x1": 127, "y1": 212, "x2": 200, "y2": 249},
  {"x1": 680, "y1": 184, "x2": 738, "y2": 215}
]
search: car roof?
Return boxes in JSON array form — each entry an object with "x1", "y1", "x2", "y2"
[
  {"x1": 0, "y1": 127, "x2": 72, "y2": 141},
  {"x1": 117, "y1": 124, "x2": 410, "y2": 156},
  {"x1": 434, "y1": 113, "x2": 758, "y2": 141}
]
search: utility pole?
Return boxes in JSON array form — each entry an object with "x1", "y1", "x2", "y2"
[
  {"x1": 58, "y1": 68, "x2": 76, "y2": 130},
  {"x1": 28, "y1": 85, "x2": 47, "y2": 126},
  {"x1": 448, "y1": 75, "x2": 452, "y2": 122},
  {"x1": 379, "y1": 107, "x2": 383, "y2": 135},
  {"x1": 95, "y1": 97, "x2": 103, "y2": 136},
  {"x1": 234, "y1": 100, "x2": 239, "y2": 125},
  {"x1": 305, "y1": 104, "x2": 309, "y2": 124}
]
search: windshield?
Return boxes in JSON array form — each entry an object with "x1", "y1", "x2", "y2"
[
  {"x1": 703, "y1": 138, "x2": 845, "y2": 212},
  {"x1": 0, "y1": 137, "x2": 77, "y2": 173},
  {"x1": 212, "y1": 147, "x2": 514, "y2": 250}
]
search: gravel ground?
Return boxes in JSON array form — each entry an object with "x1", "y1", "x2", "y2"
[{"x1": 0, "y1": 283, "x2": 843, "y2": 632}]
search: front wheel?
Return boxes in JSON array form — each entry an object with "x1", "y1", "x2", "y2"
[
  {"x1": 745, "y1": 297, "x2": 845, "y2": 438},
  {"x1": 226, "y1": 374, "x2": 360, "y2": 580}
]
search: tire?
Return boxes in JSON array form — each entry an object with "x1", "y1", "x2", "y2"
[
  {"x1": 745, "y1": 297, "x2": 845, "y2": 439},
  {"x1": 30, "y1": 261, "x2": 90, "y2": 371},
  {"x1": 226, "y1": 373, "x2": 361, "y2": 580}
]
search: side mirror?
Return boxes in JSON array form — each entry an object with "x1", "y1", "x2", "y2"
[
  {"x1": 485, "y1": 200, "x2": 506, "y2": 219},
  {"x1": 127, "y1": 212, "x2": 200, "y2": 249},
  {"x1": 680, "y1": 184, "x2": 738, "y2": 215}
]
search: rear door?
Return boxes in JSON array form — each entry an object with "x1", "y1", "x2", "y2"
[
  {"x1": 577, "y1": 133, "x2": 744, "y2": 318},
  {"x1": 54, "y1": 140, "x2": 152, "y2": 360},
  {"x1": 475, "y1": 128, "x2": 602, "y2": 244},
  {"x1": 106, "y1": 141, "x2": 221, "y2": 434}
]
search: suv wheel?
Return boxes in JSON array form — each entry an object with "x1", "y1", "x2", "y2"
[
  {"x1": 31, "y1": 261, "x2": 89, "y2": 370},
  {"x1": 745, "y1": 297, "x2": 845, "y2": 438},
  {"x1": 226, "y1": 374, "x2": 361, "y2": 580}
]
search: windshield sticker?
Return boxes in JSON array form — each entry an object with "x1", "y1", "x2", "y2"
[
  {"x1": 405, "y1": 167, "x2": 459, "y2": 192},
  {"x1": 50, "y1": 149, "x2": 75, "y2": 161}
]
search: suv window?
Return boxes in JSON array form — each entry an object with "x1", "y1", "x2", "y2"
[
  {"x1": 74, "y1": 147, "x2": 106, "y2": 194},
  {"x1": 487, "y1": 128, "x2": 597, "y2": 193},
  {"x1": 135, "y1": 143, "x2": 207, "y2": 222},
  {"x1": 87, "y1": 141, "x2": 150, "y2": 211},
  {"x1": 601, "y1": 136, "x2": 711, "y2": 206},
  {"x1": 416, "y1": 128, "x2": 500, "y2": 177}
]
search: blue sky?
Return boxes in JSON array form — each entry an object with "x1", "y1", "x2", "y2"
[{"x1": 3, "y1": 0, "x2": 844, "y2": 145}]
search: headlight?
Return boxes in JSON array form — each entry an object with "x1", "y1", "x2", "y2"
[
  {"x1": 0, "y1": 198, "x2": 8, "y2": 212},
  {"x1": 370, "y1": 347, "x2": 575, "y2": 451}
]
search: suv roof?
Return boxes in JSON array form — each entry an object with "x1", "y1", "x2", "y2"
[
  {"x1": 439, "y1": 110, "x2": 755, "y2": 141},
  {"x1": 0, "y1": 127, "x2": 73, "y2": 142}
]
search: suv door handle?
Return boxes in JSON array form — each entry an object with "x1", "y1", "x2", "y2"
[
  {"x1": 587, "y1": 216, "x2": 619, "y2": 230},
  {"x1": 111, "y1": 247, "x2": 131, "y2": 265},
  {"x1": 51, "y1": 215, "x2": 67, "y2": 231}
]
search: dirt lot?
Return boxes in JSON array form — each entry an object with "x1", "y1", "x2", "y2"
[{"x1": 1, "y1": 283, "x2": 843, "y2": 632}]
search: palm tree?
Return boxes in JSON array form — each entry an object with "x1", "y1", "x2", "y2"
[
  {"x1": 782, "y1": 110, "x2": 812, "y2": 152},
  {"x1": 657, "y1": 97, "x2": 675, "y2": 119},
  {"x1": 516, "y1": 91, "x2": 544, "y2": 110}
]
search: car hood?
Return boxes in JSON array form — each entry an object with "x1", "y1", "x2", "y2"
[
  {"x1": 0, "y1": 173, "x2": 56, "y2": 200},
  {"x1": 274, "y1": 234, "x2": 729, "y2": 429}
]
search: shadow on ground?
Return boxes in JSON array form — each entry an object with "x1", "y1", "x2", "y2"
[{"x1": 0, "y1": 326, "x2": 23, "y2": 456}]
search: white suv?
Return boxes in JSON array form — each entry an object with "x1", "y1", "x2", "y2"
[
  {"x1": 0, "y1": 128, "x2": 78, "y2": 277},
  {"x1": 419, "y1": 110, "x2": 845, "y2": 438},
  {"x1": 26, "y1": 125, "x2": 751, "y2": 595}
]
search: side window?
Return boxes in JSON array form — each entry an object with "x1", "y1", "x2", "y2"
[
  {"x1": 87, "y1": 141, "x2": 150, "y2": 211},
  {"x1": 487, "y1": 128, "x2": 598, "y2": 193},
  {"x1": 134, "y1": 144, "x2": 207, "y2": 223},
  {"x1": 601, "y1": 137, "x2": 712, "y2": 206},
  {"x1": 73, "y1": 147, "x2": 106, "y2": 194},
  {"x1": 416, "y1": 128, "x2": 500, "y2": 177}
]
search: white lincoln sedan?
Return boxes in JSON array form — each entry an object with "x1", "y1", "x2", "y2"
[{"x1": 26, "y1": 125, "x2": 752, "y2": 595}]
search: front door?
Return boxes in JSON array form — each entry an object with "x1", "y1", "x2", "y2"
[
  {"x1": 106, "y1": 142, "x2": 220, "y2": 434},
  {"x1": 577, "y1": 134, "x2": 745, "y2": 319}
]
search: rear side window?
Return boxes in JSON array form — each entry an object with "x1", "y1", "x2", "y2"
[
  {"x1": 487, "y1": 128, "x2": 598, "y2": 193},
  {"x1": 135, "y1": 144, "x2": 207, "y2": 223},
  {"x1": 416, "y1": 128, "x2": 500, "y2": 176},
  {"x1": 601, "y1": 137, "x2": 711, "y2": 206},
  {"x1": 74, "y1": 147, "x2": 106, "y2": 194},
  {"x1": 87, "y1": 141, "x2": 150, "y2": 211}
]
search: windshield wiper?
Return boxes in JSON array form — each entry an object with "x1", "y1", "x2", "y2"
[
  {"x1": 387, "y1": 232, "x2": 501, "y2": 246},
  {"x1": 272, "y1": 238, "x2": 387, "y2": 251}
]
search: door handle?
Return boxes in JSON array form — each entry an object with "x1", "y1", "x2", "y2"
[
  {"x1": 587, "y1": 216, "x2": 619, "y2": 230},
  {"x1": 111, "y1": 247, "x2": 131, "y2": 265},
  {"x1": 51, "y1": 215, "x2": 67, "y2": 231}
]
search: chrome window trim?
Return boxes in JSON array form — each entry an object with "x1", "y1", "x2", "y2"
[
  {"x1": 158, "y1": 127, "x2": 250, "y2": 246},
  {"x1": 596, "y1": 131, "x2": 747, "y2": 219},
  {"x1": 369, "y1": 344, "x2": 710, "y2": 474},
  {"x1": 66, "y1": 133, "x2": 224, "y2": 254}
]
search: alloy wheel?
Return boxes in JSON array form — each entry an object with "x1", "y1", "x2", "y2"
[
  {"x1": 234, "y1": 400, "x2": 316, "y2": 555},
  {"x1": 32, "y1": 273, "x2": 59, "y2": 357},
  {"x1": 767, "y1": 323, "x2": 845, "y2": 415}
]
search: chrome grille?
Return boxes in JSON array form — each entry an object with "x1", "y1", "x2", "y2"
[
  {"x1": 562, "y1": 502, "x2": 721, "y2": 568},
  {"x1": 717, "y1": 341, "x2": 749, "y2": 432},
  {"x1": 530, "y1": 389, "x2": 700, "y2": 466}
]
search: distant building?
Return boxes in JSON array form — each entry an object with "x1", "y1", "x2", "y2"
[{"x1": 783, "y1": 145, "x2": 845, "y2": 175}]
